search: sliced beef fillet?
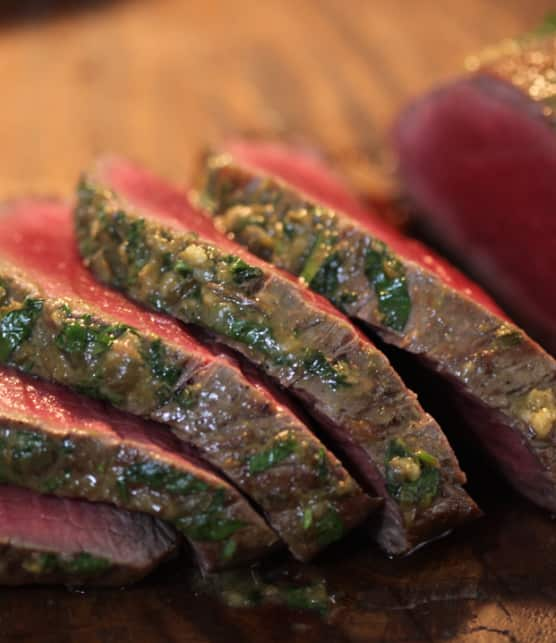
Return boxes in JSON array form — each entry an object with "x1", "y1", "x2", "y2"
[
  {"x1": 0, "y1": 485, "x2": 177, "y2": 586},
  {"x1": 0, "y1": 366, "x2": 274, "y2": 571},
  {"x1": 393, "y1": 33, "x2": 556, "y2": 354},
  {"x1": 198, "y1": 140, "x2": 556, "y2": 513},
  {"x1": 75, "y1": 158, "x2": 479, "y2": 556},
  {"x1": 0, "y1": 200, "x2": 371, "y2": 562}
]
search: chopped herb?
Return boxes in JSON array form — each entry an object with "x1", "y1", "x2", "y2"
[
  {"x1": 88, "y1": 323, "x2": 128, "y2": 353},
  {"x1": 219, "y1": 314, "x2": 282, "y2": 358},
  {"x1": 56, "y1": 316, "x2": 128, "y2": 357},
  {"x1": 414, "y1": 449, "x2": 439, "y2": 468},
  {"x1": 300, "y1": 231, "x2": 337, "y2": 285},
  {"x1": 302, "y1": 350, "x2": 352, "y2": 390},
  {"x1": 385, "y1": 439, "x2": 440, "y2": 509},
  {"x1": 61, "y1": 552, "x2": 111, "y2": 575},
  {"x1": 175, "y1": 260, "x2": 194, "y2": 277},
  {"x1": 41, "y1": 476, "x2": 64, "y2": 493},
  {"x1": 247, "y1": 435, "x2": 297, "y2": 474},
  {"x1": 122, "y1": 461, "x2": 209, "y2": 495},
  {"x1": 339, "y1": 290, "x2": 358, "y2": 306},
  {"x1": 386, "y1": 438, "x2": 411, "y2": 461},
  {"x1": 73, "y1": 383, "x2": 123, "y2": 406},
  {"x1": 365, "y1": 241, "x2": 410, "y2": 332},
  {"x1": 22, "y1": 551, "x2": 109, "y2": 577},
  {"x1": 315, "y1": 508, "x2": 344, "y2": 546},
  {"x1": 303, "y1": 507, "x2": 313, "y2": 530},
  {"x1": 22, "y1": 553, "x2": 58, "y2": 574},
  {"x1": 227, "y1": 257, "x2": 263, "y2": 284},
  {"x1": 11, "y1": 431, "x2": 48, "y2": 461},
  {"x1": 116, "y1": 476, "x2": 129, "y2": 501},
  {"x1": 181, "y1": 516, "x2": 245, "y2": 541},
  {"x1": 221, "y1": 539, "x2": 237, "y2": 561},
  {"x1": 125, "y1": 218, "x2": 150, "y2": 275},
  {"x1": 172, "y1": 385, "x2": 198, "y2": 410},
  {"x1": 283, "y1": 220, "x2": 296, "y2": 239},
  {"x1": 316, "y1": 448, "x2": 328, "y2": 480},
  {"x1": 149, "y1": 293, "x2": 167, "y2": 312},
  {"x1": 0, "y1": 298, "x2": 43, "y2": 361},
  {"x1": 143, "y1": 340, "x2": 182, "y2": 386},
  {"x1": 496, "y1": 327, "x2": 523, "y2": 348},
  {"x1": 160, "y1": 252, "x2": 174, "y2": 273},
  {"x1": 310, "y1": 251, "x2": 342, "y2": 301},
  {"x1": 175, "y1": 489, "x2": 244, "y2": 541},
  {"x1": 283, "y1": 584, "x2": 329, "y2": 615}
]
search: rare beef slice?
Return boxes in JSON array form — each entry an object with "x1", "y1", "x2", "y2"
[
  {"x1": 75, "y1": 157, "x2": 479, "y2": 556},
  {"x1": 393, "y1": 29, "x2": 556, "y2": 354},
  {"x1": 0, "y1": 365, "x2": 274, "y2": 571},
  {"x1": 0, "y1": 200, "x2": 370, "y2": 562},
  {"x1": 0, "y1": 485, "x2": 177, "y2": 586},
  {"x1": 197, "y1": 140, "x2": 556, "y2": 514}
]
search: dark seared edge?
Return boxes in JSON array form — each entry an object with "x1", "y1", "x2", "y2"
[
  {"x1": 0, "y1": 368, "x2": 274, "y2": 572},
  {"x1": 0, "y1": 259, "x2": 370, "y2": 561},
  {"x1": 74, "y1": 164, "x2": 479, "y2": 555},
  {"x1": 199, "y1": 154, "x2": 556, "y2": 512},
  {"x1": 0, "y1": 485, "x2": 177, "y2": 586}
]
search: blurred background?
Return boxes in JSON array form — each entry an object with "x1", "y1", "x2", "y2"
[{"x1": 0, "y1": 0, "x2": 553, "y2": 197}]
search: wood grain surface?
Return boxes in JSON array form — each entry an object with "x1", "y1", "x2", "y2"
[{"x1": 1, "y1": 2, "x2": 555, "y2": 642}]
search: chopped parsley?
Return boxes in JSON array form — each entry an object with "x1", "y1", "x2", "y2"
[
  {"x1": 365, "y1": 241, "x2": 411, "y2": 332},
  {"x1": 0, "y1": 298, "x2": 43, "y2": 361},
  {"x1": 385, "y1": 438, "x2": 440, "y2": 508},
  {"x1": 247, "y1": 435, "x2": 297, "y2": 474}
]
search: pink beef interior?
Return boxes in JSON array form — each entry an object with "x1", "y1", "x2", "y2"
[
  {"x1": 393, "y1": 73, "x2": 556, "y2": 352},
  {"x1": 0, "y1": 485, "x2": 175, "y2": 566}
]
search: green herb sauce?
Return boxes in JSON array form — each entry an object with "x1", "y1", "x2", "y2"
[
  {"x1": 365, "y1": 242, "x2": 410, "y2": 332},
  {"x1": 24, "y1": 551, "x2": 111, "y2": 576},
  {"x1": 143, "y1": 340, "x2": 182, "y2": 387},
  {"x1": 125, "y1": 218, "x2": 151, "y2": 282},
  {"x1": 309, "y1": 251, "x2": 342, "y2": 302},
  {"x1": 247, "y1": 435, "x2": 297, "y2": 474},
  {"x1": 120, "y1": 461, "x2": 209, "y2": 495},
  {"x1": 226, "y1": 256, "x2": 264, "y2": 284},
  {"x1": 385, "y1": 439, "x2": 440, "y2": 508},
  {"x1": 284, "y1": 584, "x2": 329, "y2": 615},
  {"x1": 300, "y1": 231, "x2": 337, "y2": 286},
  {"x1": 56, "y1": 316, "x2": 128, "y2": 356},
  {"x1": 315, "y1": 508, "x2": 344, "y2": 546},
  {"x1": 175, "y1": 489, "x2": 244, "y2": 541},
  {"x1": 217, "y1": 313, "x2": 282, "y2": 359},
  {"x1": 0, "y1": 298, "x2": 43, "y2": 361},
  {"x1": 302, "y1": 350, "x2": 352, "y2": 390}
]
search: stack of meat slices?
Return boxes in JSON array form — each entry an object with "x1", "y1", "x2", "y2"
[
  {"x1": 196, "y1": 140, "x2": 556, "y2": 515},
  {"x1": 1, "y1": 32, "x2": 554, "y2": 585}
]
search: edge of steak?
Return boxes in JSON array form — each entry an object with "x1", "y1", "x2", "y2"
[
  {"x1": 0, "y1": 484, "x2": 177, "y2": 586},
  {"x1": 0, "y1": 199, "x2": 372, "y2": 562},
  {"x1": 393, "y1": 34, "x2": 556, "y2": 355},
  {"x1": 75, "y1": 157, "x2": 479, "y2": 556},
  {"x1": 197, "y1": 140, "x2": 556, "y2": 514},
  {"x1": 0, "y1": 365, "x2": 275, "y2": 571}
]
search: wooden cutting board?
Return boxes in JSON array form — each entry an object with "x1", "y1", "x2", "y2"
[{"x1": 0, "y1": 1, "x2": 555, "y2": 641}]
